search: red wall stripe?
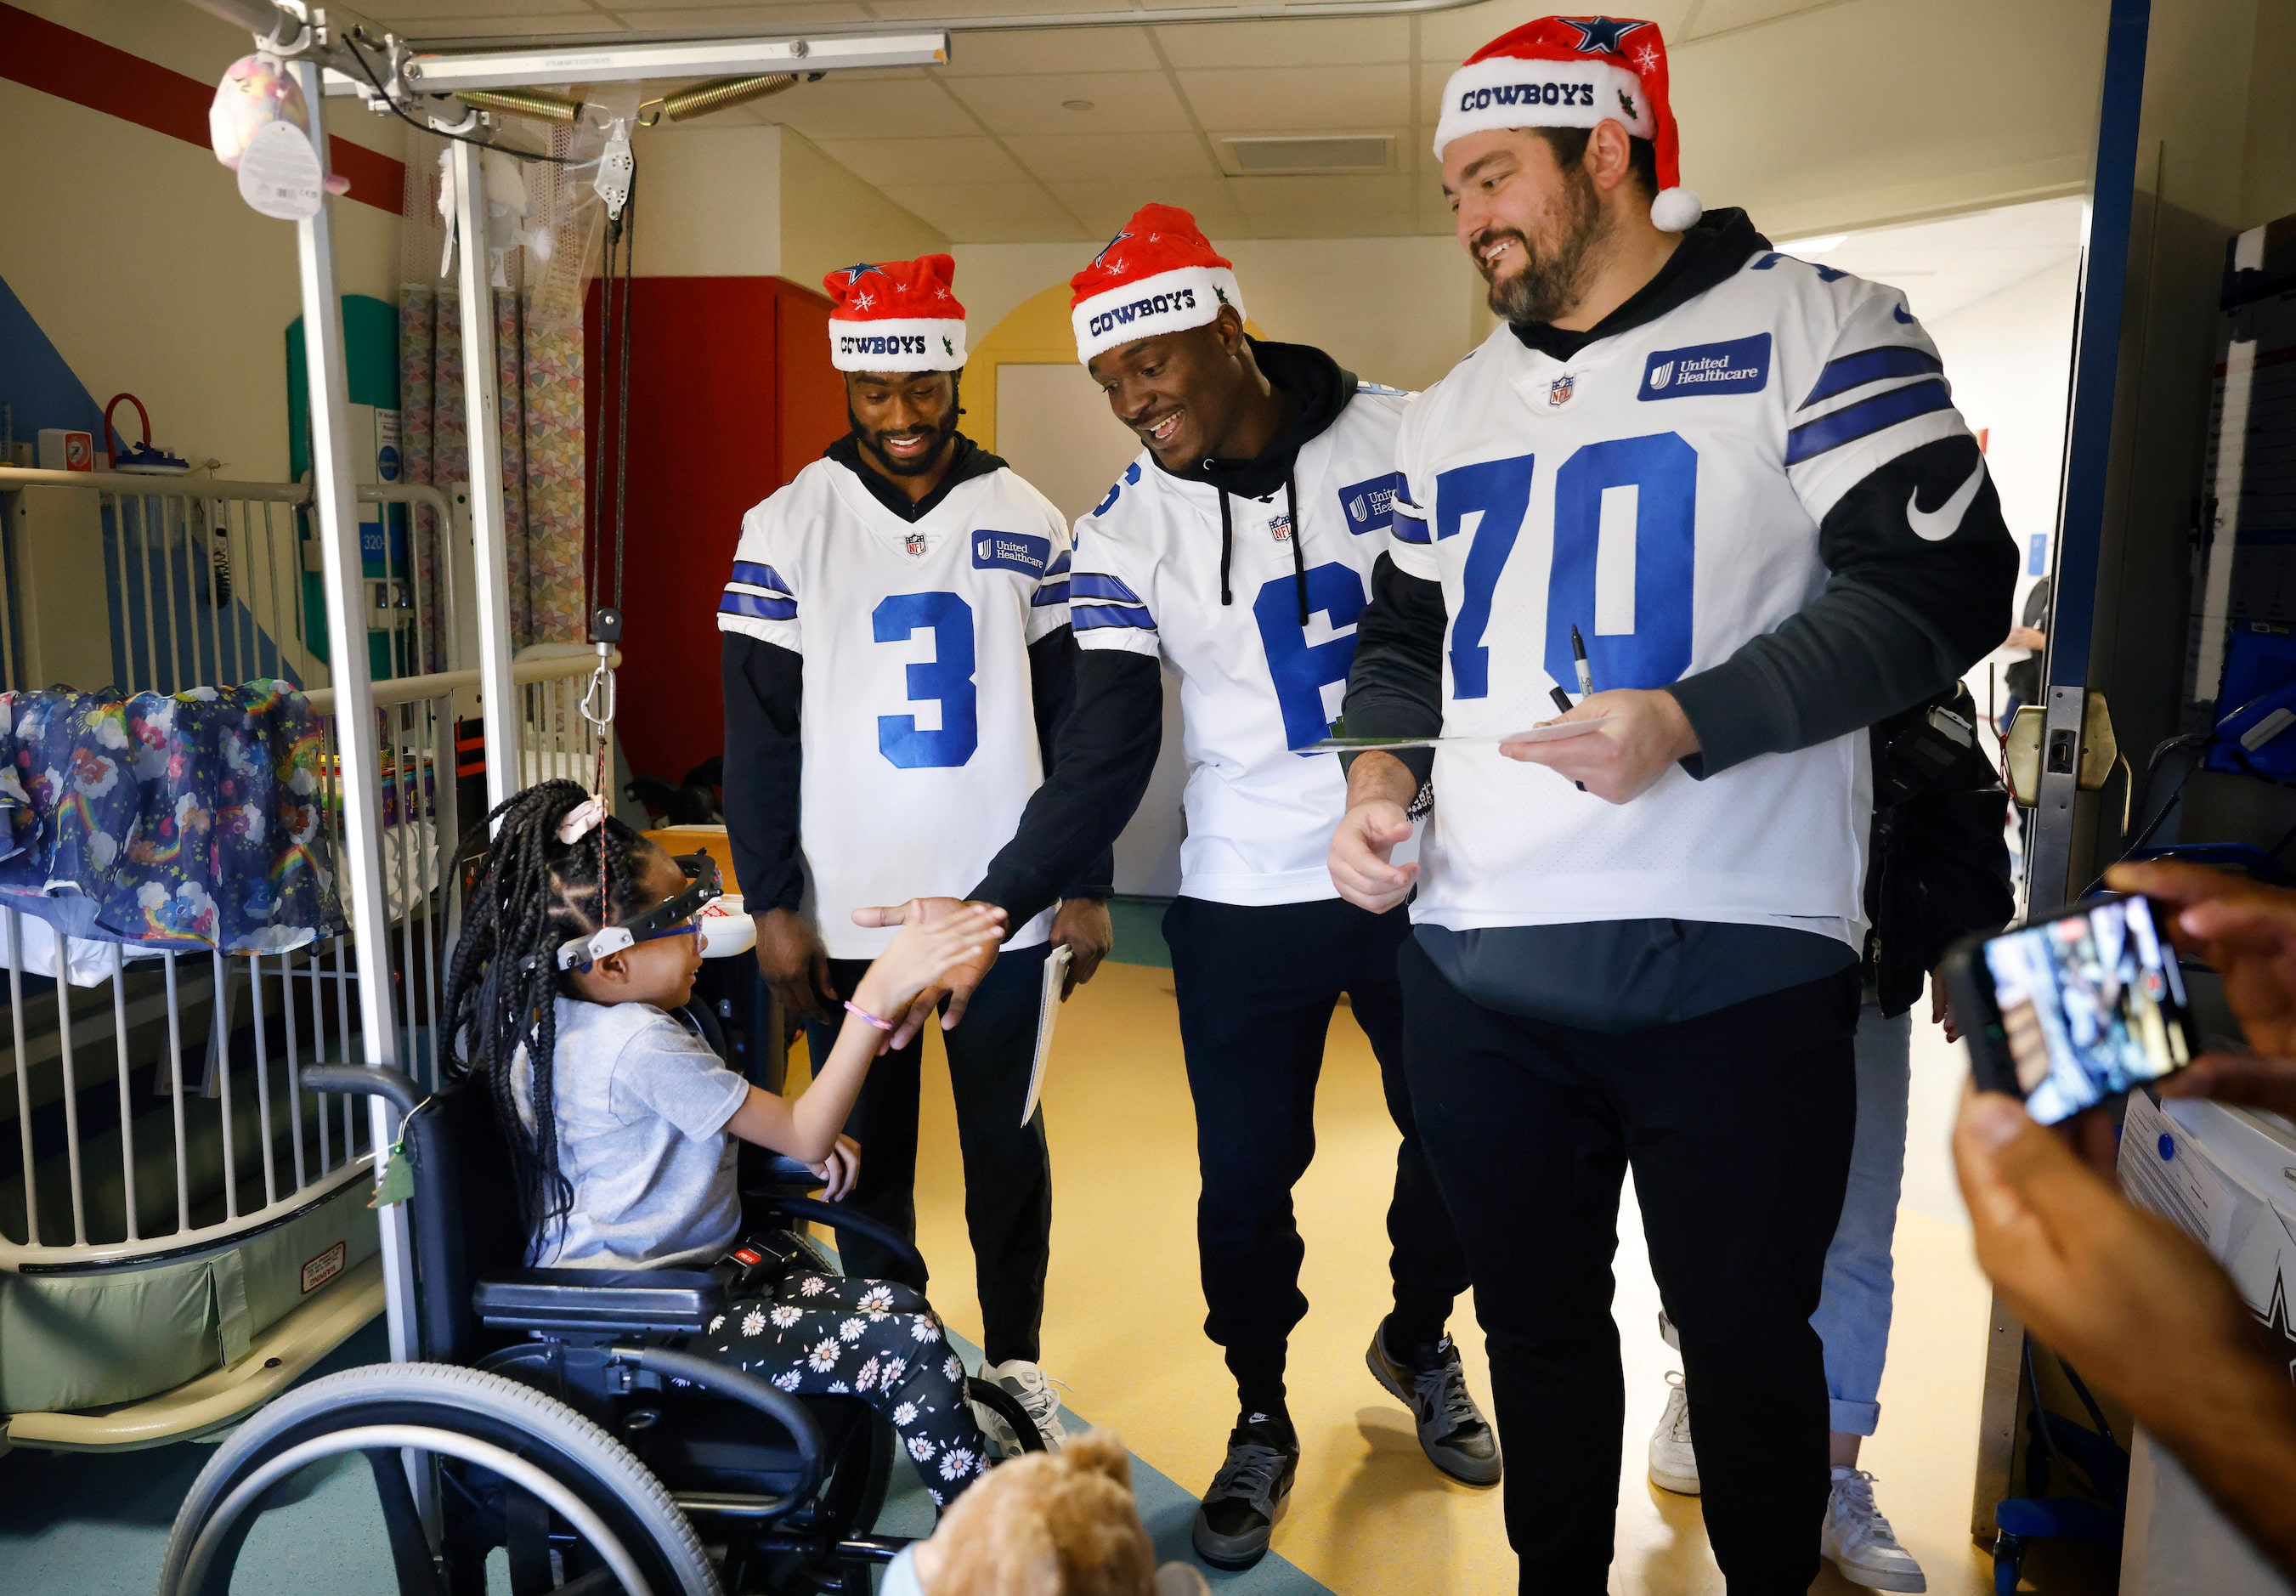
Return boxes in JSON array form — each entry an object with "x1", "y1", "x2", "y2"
[{"x1": 0, "y1": 3, "x2": 404, "y2": 213}]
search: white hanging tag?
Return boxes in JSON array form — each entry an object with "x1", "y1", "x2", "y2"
[
  {"x1": 595, "y1": 118, "x2": 633, "y2": 219},
  {"x1": 236, "y1": 118, "x2": 324, "y2": 219}
]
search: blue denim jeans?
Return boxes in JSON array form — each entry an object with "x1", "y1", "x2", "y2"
[{"x1": 1810, "y1": 1001, "x2": 1913, "y2": 1435}]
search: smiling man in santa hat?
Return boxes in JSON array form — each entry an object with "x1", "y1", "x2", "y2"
[
  {"x1": 718, "y1": 253, "x2": 1111, "y2": 1458},
  {"x1": 1328, "y1": 14, "x2": 2016, "y2": 1594}
]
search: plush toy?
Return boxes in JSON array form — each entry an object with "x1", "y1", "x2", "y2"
[
  {"x1": 207, "y1": 55, "x2": 350, "y2": 195},
  {"x1": 891, "y1": 1434, "x2": 1210, "y2": 1596}
]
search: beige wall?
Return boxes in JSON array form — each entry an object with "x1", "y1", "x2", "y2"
[
  {"x1": 2, "y1": 0, "x2": 401, "y2": 482},
  {"x1": 636, "y1": 122, "x2": 947, "y2": 286},
  {"x1": 953, "y1": 234, "x2": 1490, "y2": 393}
]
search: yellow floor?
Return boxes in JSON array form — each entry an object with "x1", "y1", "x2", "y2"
[{"x1": 858, "y1": 961, "x2": 2007, "y2": 1594}]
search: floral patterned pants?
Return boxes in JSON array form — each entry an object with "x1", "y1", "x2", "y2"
[{"x1": 690, "y1": 1271, "x2": 990, "y2": 1508}]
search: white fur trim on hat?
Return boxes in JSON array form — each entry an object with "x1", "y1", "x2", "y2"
[
  {"x1": 1648, "y1": 186, "x2": 1702, "y2": 232},
  {"x1": 1072, "y1": 264, "x2": 1245, "y2": 365},
  {"x1": 1433, "y1": 55, "x2": 1653, "y2": 160},
  {"x1": 828, "y1": 317, "x2": 967, "y2": 372}
]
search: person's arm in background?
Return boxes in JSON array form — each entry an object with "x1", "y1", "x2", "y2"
[
  {"x1": 1028, "y1": 619, "x2": 1117, "y2": 996},
  {"x1": 1955, "y1": 1088, "x2": 2296, "y2": 1579}
]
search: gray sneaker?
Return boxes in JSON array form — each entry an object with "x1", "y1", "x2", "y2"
[
  {"x1": 1191, "y1": 1414, "x2": 1298, "y2": 1570},
  {"x1": 1823, "y1": 1468, "x2": 1927, "y2": 1591},
  {"x1": 1366, "y1": 1322, "x2": 1502, "y2": 1486}
]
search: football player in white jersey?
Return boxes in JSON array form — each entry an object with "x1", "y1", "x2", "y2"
[
  {"x1": 859, "y1": 206, "x2": 1490, "y2": 1569},
  {"x1": 1327, "y1": 19, "x2": 2016, "y2": 1594},
  {"x1": 717, "y1": 254, "x2": 1111, "y2": 1455}
]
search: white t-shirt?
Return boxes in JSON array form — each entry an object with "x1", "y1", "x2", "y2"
[
  {"x1": 717, "y1": 456, "x2": 1072, "y2": 958},
  {"x1": 519, "y1": 998, "x2": 750, "y2": 1270},
  {"x1": 1068, "y1": 383, "x2": 1410, "y2": 905},
  {"x1": 1394, "y1": 250, "x2": 1975, "y2": 944}
]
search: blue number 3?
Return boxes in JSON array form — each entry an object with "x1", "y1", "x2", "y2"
[
  {"x1": 1438, "y1": 433, "x2": 1698, "y2": 700},
  {"x1": 874, "y1": 591, "x2": 978, "y2": 768}
]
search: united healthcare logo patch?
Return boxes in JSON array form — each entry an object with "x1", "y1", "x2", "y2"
[
  {"x1": 1338, "y1": 472, "x2": 1399, "y2": 535},
  {"x1": 972, "y1": 529, "x2": 1051, "y2": 575},
  {"x1": 1638, "y1": 332, "x2": 1773, "y2": 401}
]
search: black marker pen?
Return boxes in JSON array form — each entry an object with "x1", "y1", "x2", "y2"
[{"x1": 1570, "y1": 624, "x2": 1595, "y2": 697}]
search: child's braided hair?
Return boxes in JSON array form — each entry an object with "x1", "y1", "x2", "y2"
[{"x1": 441, "y1": 779, "x2": 663, "y2": 1257}]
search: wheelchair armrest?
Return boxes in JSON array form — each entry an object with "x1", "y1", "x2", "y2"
[
  {"x1": 301, "y1": 1064, "x2": 425, "y2": 1118},
  {"x1": 744, "y1": 1193, "x2": 929, "y2": 1293},
  {"x1": 744, "y1": 1152, "x2": 827, "y2": 1194},
  {"x1": 472, "y1": 1268, "x2": 727, "y2": 1334}
]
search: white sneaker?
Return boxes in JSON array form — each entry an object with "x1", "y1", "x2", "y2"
[
  {"x1": 1647, "y1": 1368, "x2": 1700, "y2": 1495},
  {"x1": 972, "y1": 1358, "x2": 1069, "y2": 1457},
  {"x1": 1822, "y1": 1467, "x2": 1926, "y2": 1592}
]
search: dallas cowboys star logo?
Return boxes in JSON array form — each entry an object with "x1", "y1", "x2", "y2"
[
  {"x1": 835, "y1": 262, "x2": 885, "y2": 286},
  {"x1": 1092, "y1": 228, "x2": 1132, "y2": 269},
  {"x1": 1560, "y1": 15, "x2": 1648, "y2": 54},
  {"x1": 2259, "y1": 1268, "x2": 2296, "y2": 1384}
]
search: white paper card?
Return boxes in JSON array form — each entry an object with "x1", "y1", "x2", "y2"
[
  {"x1": 1309, "y1": 716, "x2": 1615, "y2": 752},
  {"x1": 237, "y1": 119, "x2": 325, "y2": 219},
  {"x1": 1022, "y1": 944, "x2": 1072, "y2": 1127},
  {"x1": 2121, "y1": 1089, "x2": 2227, "y2": 1250}
]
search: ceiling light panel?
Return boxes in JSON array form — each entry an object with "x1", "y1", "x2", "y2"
[{"x1": 400, "y1": 31, "x2": 948, "y2": 91}]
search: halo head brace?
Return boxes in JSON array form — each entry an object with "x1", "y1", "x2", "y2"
[{"x1": 553, "y1": 853, "x2": 723, "y2": 973}]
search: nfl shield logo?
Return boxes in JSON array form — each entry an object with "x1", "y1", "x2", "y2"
[
  {"x1": 1549, "y1": 372, "x2": 1575, "y2": 407},
  {"x1": 904, "y1": 532, "x2": 928, "y2": 557},
  {"x1": 1270, "y1": 513, "x2": 1292, "y2": 542}
]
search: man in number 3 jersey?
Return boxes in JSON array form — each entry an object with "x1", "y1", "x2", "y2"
[
  {"x1": 718, "y1": 255, "x2": 1111, "y2": 1457},
  {"x1": 1330, "y1": 18, "x2": 2016, "y2": 1593}
]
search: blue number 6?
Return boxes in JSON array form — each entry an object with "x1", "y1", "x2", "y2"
[{"x1": 874, "y1": 591, "x2": 978, "y2": 768}]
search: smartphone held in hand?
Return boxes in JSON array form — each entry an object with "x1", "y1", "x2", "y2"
[{"x1": 1943, "y1": 893, "x2": 2196, "y2": 1126}]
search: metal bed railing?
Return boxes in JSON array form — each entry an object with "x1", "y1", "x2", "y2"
[{"x1": 0, "y1": 654, "x2": 610, "y2": 1271}]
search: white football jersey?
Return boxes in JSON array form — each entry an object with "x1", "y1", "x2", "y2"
[
  {"x1": 717, "y1": 456, "x2": 1072, "y2": 958},
  {"x1": 1071, "y1": 385, "x2": 1409, "y2": 905},
  {"x1": 1394, "y1": 250, "x2": 1978, "y2": 943}
]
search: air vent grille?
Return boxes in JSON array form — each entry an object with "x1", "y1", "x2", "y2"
[{"x1": 1223, "y1": 135, "x2": 1392, "y2": 173}]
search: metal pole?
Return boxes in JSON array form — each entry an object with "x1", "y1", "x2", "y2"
[
  {"x1": 450, "y1": 139, "x2": 522, "y2": 812},
  {"x1": 289, "y1": 58, "x2": 417, "y2": 1367}
]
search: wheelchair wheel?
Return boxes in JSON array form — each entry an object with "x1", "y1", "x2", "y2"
[{"x1": 158, "y1": 1362, "x2": 721, "y2": 1596}]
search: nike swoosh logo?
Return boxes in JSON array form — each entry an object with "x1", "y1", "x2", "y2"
[{"x1": 1907, "y1": 461, "x2": 1985, "y2": 541}]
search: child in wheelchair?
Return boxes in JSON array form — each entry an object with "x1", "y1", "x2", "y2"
[{"x1": 444, "y1": 778, "x2": 1015, "y2": 1508}]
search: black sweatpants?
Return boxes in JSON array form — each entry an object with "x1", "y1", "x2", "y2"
[
  {"x1": 803, "y1": 940, "x2": 1052, "y2": 1367},
  {"x1": 1164, "y1": 895, "x2": 1470, "y2": 1400},
  {"x1": 1399, "y1": 937, "x2": 1858, "y2": 1595}
]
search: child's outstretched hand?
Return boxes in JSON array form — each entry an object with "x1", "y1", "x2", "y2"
[{"x1": 850, "y1": 901, "x2": 1006, "y2": 1049}]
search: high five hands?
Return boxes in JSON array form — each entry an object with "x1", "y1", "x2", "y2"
[{"x1": 847, "y1": 894, "x2": 1113, "y2": 1046}]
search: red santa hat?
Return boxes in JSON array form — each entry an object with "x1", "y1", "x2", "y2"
[
  {"x1": 1069, "y1": 204, "x2": 1247, "y2": 366},
  {"x1": 823, "y1": 253, "x2": 967, "y2": 372},
  {"x1": 1434, "y1": 15, "x2": 1699, "y2": 233}
]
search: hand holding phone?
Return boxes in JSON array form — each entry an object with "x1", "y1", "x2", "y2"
[{"x1": 1943, "y1": 894, "x2": 2195, "y2": 1127}]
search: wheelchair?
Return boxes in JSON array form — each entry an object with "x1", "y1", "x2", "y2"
[{"x1": 157, "y1": 1056, "x2": 1045, "y2": 1595}]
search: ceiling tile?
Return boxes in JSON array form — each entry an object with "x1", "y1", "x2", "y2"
[
  {"x1": 1179, "y1": 65, "x2": 1408, "y2": 133},
  {"x1": 591, "y1": 0, "x2": 869, "y2": 18},
  {"x1": 864, "y1": 0, "x2": 1106, "y2": 17},
  {"x1": 1227, "y1": 173, "x2": 1417, "y2": 222},
  {"x1": 949, "y1": 71, "x2": 1193, "y2": 136},
  {"x1": 1001, "y1": 132, "x2": 1219, "y2": 184},
  {"x1": 818, "y1": 135, "x2": 1028, "y2": 185},
  {"x1": 1152, "y1": 18, "x2": 1409, "y2": 69},
  {"x1": 377, "y1": 0, "x2": 594, "y2": 17},
  {"x1": 878, "y1": 180, "x2": 1077, "y2": 226},
  {"x1": 764, "y1": 76, "x2": 979, "y2": 140},
  {"x1": 1046, "y1": 178, "x2": 1245, "y2": 236},
  {"x1": 942, "y1": 28, "x2": 1160, "y2": 76}
]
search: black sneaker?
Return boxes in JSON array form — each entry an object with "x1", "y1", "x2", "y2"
[
  {"x1": 1190, "y1": 1412, "x2": 1299, "y2": 1570},
  {"x1": 1366, "y1": 1320, "x2": 1502, "y2": 1486}
]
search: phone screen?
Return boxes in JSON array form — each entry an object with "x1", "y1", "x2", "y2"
[{"x1": 1981, "y1": 896, "x2": 2192, "y2": 1125}]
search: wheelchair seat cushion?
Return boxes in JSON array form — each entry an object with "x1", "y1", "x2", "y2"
[{"x1": 472, "y1": 1268, "x2": 727, "y2": 1334}]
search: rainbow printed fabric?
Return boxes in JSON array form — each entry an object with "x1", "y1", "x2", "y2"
[{"x1": 0, "y1": 682, "x2": 343, "y2": 954}]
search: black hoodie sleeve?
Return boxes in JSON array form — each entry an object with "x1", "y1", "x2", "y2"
[
  {"x1": 1339, "y1": 552, "x2": 1447, "y2": 790},
  {"x1": 971, "y1": 651, "x2": 1163, "y2": 926},
  {"x1": 1667, "y1": 435, "x2": 2019, "y2": 778},
  {"x1": 1027, "y1": 625, "x2": 1116, "y2": 901},
  {"x1": 721, "y1": 632, "x2": 806, "y2": 914}
]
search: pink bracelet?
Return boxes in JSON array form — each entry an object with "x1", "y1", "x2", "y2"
[{"x1": 843, "y1": 999, "x2": 895, "y2": 1032}]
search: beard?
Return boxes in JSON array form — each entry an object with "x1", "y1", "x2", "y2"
[
  {"x1": 850, "y1": 399, "x2": 959, "y2": 478},
  {"x1": 1478, "y1": 162, "x2": 1608, "y2": 325}
]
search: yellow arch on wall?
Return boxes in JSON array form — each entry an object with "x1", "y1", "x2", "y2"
[{"x1": 964, "y1": 280, "x2": 1265, "y2": 456}]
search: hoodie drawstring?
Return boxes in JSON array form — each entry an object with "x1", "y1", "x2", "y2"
[
  {"x1": 1285, "y1": 472, "x2": 1308, "y2": 627},
  {"x1": 1217, "y1": 489, "x2": 1235, "y2": 606}
]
